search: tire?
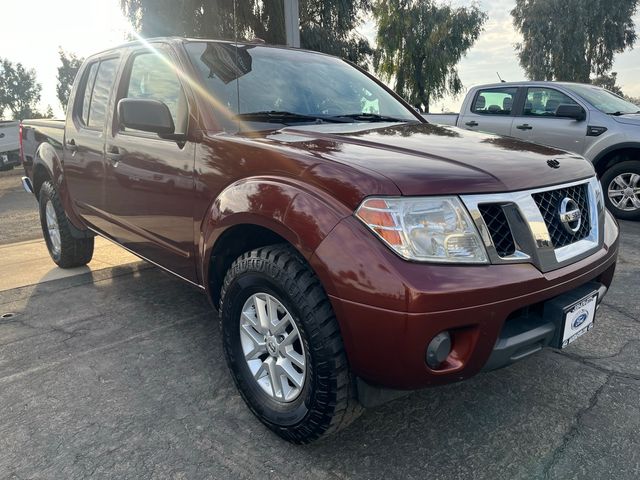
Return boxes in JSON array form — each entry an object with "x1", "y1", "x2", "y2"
[
  {"x1": 601, "y1": 161, "x2": 640, "y2": 221},
  {"x1": 0, "y1": 164, "x2": 13, "y2": 172},
  {"x1": 220, "y1": 244, "x2": 362, "y2": 443},
  {"x1": 38, "y1": 181, "x2": 94, "y2": 268}
]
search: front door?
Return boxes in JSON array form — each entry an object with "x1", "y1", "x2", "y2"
[
  {"x1": 510, "y1": 87, "x2": 588, "y2": 155},
  {"x1": 102, "y1": 46, "x2": 197, "y2": 283}
]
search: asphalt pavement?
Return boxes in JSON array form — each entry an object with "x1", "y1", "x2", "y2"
[{"x1": 0, "y1": 167, "x2": 639, "y2": 479}]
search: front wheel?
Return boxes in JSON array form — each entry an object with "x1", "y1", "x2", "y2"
[
  {"x1": 38, "y1": 181, "x2": 94, "y2": 268},
  {"x1": 219, "y1": 245, "x2": 361, "y2": 443},
  {"x1": 601, "y1": 161, "x2": 640, "y2": 220}
]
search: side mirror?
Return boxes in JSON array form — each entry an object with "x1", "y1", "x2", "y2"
[
  {"x1": 556, "y1": 104, "x2": 586, "y2": 121},
  {"x1": 118, "y1": 98, "x2": 175, "y2": 135}
]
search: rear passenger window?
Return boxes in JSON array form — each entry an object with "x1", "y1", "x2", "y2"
[
  {"x1": 524, "y1": 87, "x2": 578, "y2": 117},
  {"x1": 80, "y1": 63, "x2": 98, "y2": 125},
  {"x1": 124, "y1": 52, "x2": 187, "y2": 134},
  {"x1": 87, "y1": 59, "x2": 119, "y2": 129},
  {"x1": 472, "y1": 88, "x2": 518, "y2": 115}
]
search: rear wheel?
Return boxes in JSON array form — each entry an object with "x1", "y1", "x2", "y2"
[
  {"x1": 38, "y1": 181, "x2": 94, "y2": 268},
  {"x1": 219, "y1": 244, "x2": 361, "y2": 443},
  {"x1": 601, "y1": 161, "x2": 640, "y2": 220}
]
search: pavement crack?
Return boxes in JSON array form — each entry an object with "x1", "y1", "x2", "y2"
[
  {"x1": 541, "y1": 373, "x2": 611, "y2": 479},
  {"x1": 600, "y1": 301, "x2": 640, "y2": 324}
]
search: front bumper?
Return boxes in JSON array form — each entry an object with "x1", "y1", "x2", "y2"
[{"x1": 310, "y1": 211, "x2": 619, "y2": 390}]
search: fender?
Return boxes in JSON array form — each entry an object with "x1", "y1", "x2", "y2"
[
  {"x1": 199, "y1": 176, "x2": 353, "y2": 293},
  {"x1": 33, "y1": 140, "x2": 89, "y2": 234},
  {"x1": 591, "y1": 141, "x2": 640, "y2": 173}
]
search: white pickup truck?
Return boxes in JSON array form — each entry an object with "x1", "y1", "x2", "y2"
[
  {"x1": 424, "y1": 81, "x2": 640, "y2": 220},
  {"x1": 0, "y1": 120, "x2": 20, "y2": 171}
]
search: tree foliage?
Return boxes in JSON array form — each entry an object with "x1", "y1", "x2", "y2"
[
  {"x1": 57, "y1": 49, "x2": 84, "y2": 111},
  {"x1": 120, "y1": 0, "x2": 373, "y2": 65},
  {"x1": 373, "y1": 0, "x2": 486, "y2": 112},
  {"x1": 0, "y1": 58, "x2": 42, "y2": 120},
  {"x1": 512, "y1": 0, "x2": 638, "y2": 82},
  {"x1": 591, "y1": 72, "x2": 624, "y2": 96}
]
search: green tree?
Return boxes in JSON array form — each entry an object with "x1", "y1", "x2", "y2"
[
  {"x1": 0, "y1": 58, "x2": 42, "y2": 120},
  {"x1": 56, "y1": 49, "x2": 84, "y2": 111},
  {"x1": 120, "y1": 0, "x2": 372, "y2": 66},
  {"x1": 373, "y1": 0, "x2": 486, "y2": 112},
  {"x1": 512, "y1": 0, "x2": 638, "y2": 82},
  {"x1": 591, "y1": 72, "x2": 624, "y2": 96}
]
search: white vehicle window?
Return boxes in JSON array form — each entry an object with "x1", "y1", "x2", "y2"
[
  {"x1": 523, "y1": 87, "x2": 578, "y2": 117},
  {"x1": 471, "y1": 88, "x2": 517, "y2": 115}
]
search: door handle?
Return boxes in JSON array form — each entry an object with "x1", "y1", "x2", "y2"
[
  {"x1": 66, "y1": 139, "x2": 77, "y2": 152},
  {"x1": 465, "y1": 121, "x2": 479, "y2": 127},
  {"x1": 105, "y1": 146, "x2": 122, "y2": 162},
  {"x1": 516, "y1": 124, "x2": 533, "y2": 130}
]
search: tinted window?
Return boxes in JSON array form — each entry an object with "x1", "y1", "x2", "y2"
[
  {"x1": 524, "y1": 87, "x2": 578, "y2": 117},
  {"x1": 87, "y1": 58, "x2": 119, "y2": 129},
  {"x1": 125, "y1": 52, "x2": 186, "y2": 133},
  {"x1": 185, "y1": 42, "x2": 417, "y2": 129},
  {"x1": 472, "y1": 88, "x2": 518, "y2": 115},
  {"x1": 79, "y1": 63, "x2": 98, "y2": 125}
]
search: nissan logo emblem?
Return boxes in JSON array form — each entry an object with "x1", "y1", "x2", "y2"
[{"x1": 558, "y1": 197, "x2": 582, "y2": 234}]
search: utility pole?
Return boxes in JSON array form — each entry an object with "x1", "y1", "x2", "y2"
[{"x1": 284, "y1": 0, "x2": 301, "y2": 48}]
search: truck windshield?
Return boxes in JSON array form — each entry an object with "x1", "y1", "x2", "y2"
[
  {"x1": 564, "y1": 84, "x2": 640, "y2": 115},
  {"x1": 185, "y1": 41, "x2": 418, "y2": 128}
]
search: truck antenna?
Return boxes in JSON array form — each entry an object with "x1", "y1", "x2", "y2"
[{"x1": 497, "y1": 72, "x2": 506, "y2": 83}]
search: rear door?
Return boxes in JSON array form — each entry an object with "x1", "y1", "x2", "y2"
[
  {"x1": 458, "y1": 86, "x2": 519, "y2": 136},
  {"x1": 102, "y1": 45, "x2": 197, "y2": 282},
  {"x1": 509, "y1": 86, "x2": 588, "y2": 154},
  {"x1": 64, "y1": 56, "x2": 120, "y2": 231}
]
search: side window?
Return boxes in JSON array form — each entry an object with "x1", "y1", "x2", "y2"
[
  {"x1": 79, "y1": 63, "x2": 98, "y2": 125},
  {"x1": 124, "y1": 52, "x2": 186, "y2": 134},
  {"x1": 524, "y1": 87, "x2": 578, "y2": 117},
  {"x1": 471, "y1": 88, "x2": 518, "y2": 115},
  {"x1": 88, "y1": 59, "x2": 119, "y2": 129}
]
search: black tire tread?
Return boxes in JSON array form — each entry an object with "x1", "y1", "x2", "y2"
[
  {"x1": 39, "y1": 181, "x2": 94, "y2": 268},
  {"x1": 220, "y1": 244, "x2": 362, "y2": 443}
]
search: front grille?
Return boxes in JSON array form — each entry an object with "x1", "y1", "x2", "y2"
[
  {"x1": 479, "y1": 204, "x2": 516, "y2": 257},
  {"x1": 532, "y1": 183, "x2": 591, "y2": 248}
]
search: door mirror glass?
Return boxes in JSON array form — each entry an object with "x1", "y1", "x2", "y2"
[
  {"x1": 118, "y1": 98, "x2": 175, "y2": 135},
  {"x1": 555, "y1": 104, "x2": 586, "y2": 121}
]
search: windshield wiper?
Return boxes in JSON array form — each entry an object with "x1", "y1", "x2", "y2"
[
  {"x1": 606, "y1": 111, "x2": 639, "y2": 116},
  {"x1": 331, "y1": 112, "x2": 406, "y2": 122},
  {"x1": 235, "y1": 111, "x2": 347, "y2": 124}
]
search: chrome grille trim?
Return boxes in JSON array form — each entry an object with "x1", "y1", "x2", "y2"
[{"x1": 461, "y1": 177, "x2": 604, "y2": 273}]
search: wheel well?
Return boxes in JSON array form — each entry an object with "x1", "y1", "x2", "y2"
[
  {"x1": 594, "y1": 147, "x2": 640, "y2": 177},
  {"x1": 208, "y1": 224, "x2": 289, "y2": 307},
  {"x1": 32, "y1": 164, "x2": 51, "y2": 199}
]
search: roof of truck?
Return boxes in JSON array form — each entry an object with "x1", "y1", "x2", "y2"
[{"x1": 471, "y1": 81, "x2": 600, "y2": 89}]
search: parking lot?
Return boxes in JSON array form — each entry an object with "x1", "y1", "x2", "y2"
[{"x1": 1, "y1": 166, "x2": 639, "y2": 479}]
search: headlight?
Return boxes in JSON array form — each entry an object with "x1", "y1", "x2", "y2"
[{"x1": 355, "y1": 196, "x2": 488, "y2": 263}]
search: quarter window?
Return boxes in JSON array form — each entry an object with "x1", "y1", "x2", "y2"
[
  {"x1": 524, "y1": 87, "x2": 578, "y2": 117},
  {"x1": 124, "y1": 52, "x2": 187, "y2": 134},
  {"x1": 472, "y1": 88, "x2": 518, "y2": 115}
]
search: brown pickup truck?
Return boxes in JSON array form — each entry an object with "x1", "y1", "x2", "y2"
[{"x1": 21, "y1": 37, "x2": 619, "y2": 443}]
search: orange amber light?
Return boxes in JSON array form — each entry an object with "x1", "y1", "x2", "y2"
[{"x1": 357, "y1": 199, "x2": 403, "y2": 246}]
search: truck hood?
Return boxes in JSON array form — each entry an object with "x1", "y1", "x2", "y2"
[
  {"x1": 264, "y1": 122, "x2": 595, "y2": 195},
  {"x1": 612, "y1": 113, "x2": 640, "y2": 126}
]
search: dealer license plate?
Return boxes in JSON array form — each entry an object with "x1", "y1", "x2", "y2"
[{"x1": 561, "y1": 292, "x2": 598, "y2": 348}]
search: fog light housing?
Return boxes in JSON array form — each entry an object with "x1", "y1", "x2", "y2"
[{"x1": 426, "y1": 331, "x2": 452, "y2": 369}]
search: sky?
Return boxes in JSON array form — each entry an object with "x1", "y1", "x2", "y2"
[{"x1": 1, "y1": 0, "x2": 639, "y2": 116}]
